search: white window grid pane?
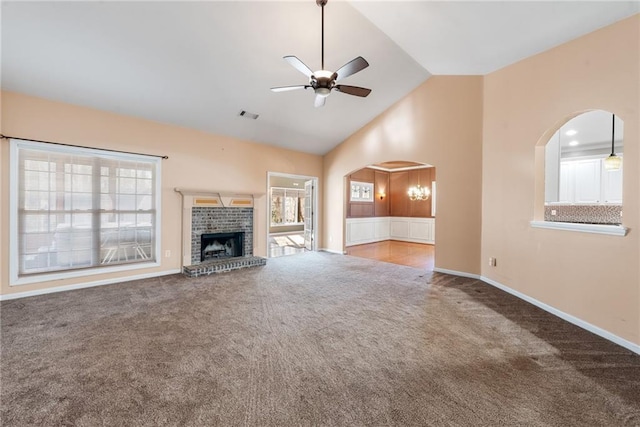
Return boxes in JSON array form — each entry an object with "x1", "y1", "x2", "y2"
[
  {"x1": 271, "y1": 195, "x2": 283, "y2": 225},
  {"x1": 24, "y1": 213, "x2": 49, "y2": 233},
  {"x1": 17, "y1": 145, "x2": 158, "y2": 276},
  {"x1": 270, "y1": 187, "x2": 305, "y2": 226},
  {"x1": 284, "y1": 196, "x2": 297, "y2": 223}
]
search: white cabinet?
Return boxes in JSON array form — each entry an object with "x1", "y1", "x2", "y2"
[
  {"x1": 574, "y1": 159, "x2": 601, "y2": 203},
  {"x1": 557, "y1": 157, "x2": 621, "y2": 204},
  {"x1": 602, "y1": 167, "x2": 623, "y2": 203},
  {"x1": 558, "y1": 162, "x2": 573, "y2": 203}
]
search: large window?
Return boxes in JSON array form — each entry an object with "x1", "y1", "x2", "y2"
[
  {"x1": 270, "y1": 187, "x2": 305, "y2": 226},
  {"x1": 10, "y1": 140, "x2": 161, "y2": 284}
]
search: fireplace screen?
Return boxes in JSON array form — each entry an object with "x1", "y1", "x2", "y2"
[{"x1": 200, "y1": 232, "x2": 244, "y2": 262}]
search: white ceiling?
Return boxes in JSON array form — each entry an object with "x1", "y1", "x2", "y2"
[
  {"x1": 556, "y1": 110, "x2": 624, "y2": 153},
  {"x1": 351, "y1": 1, "x2": 640, "y2": 75},
  {"x1": 2, "y1": 1, "x2": 638, "y2": 155}
]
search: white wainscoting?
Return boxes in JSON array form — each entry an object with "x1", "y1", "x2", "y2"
[
  {"x1": 346, "y1": 217, "x2": 390, "y2": 246},
  {"x1": 346, "y1": 217, "x2": 435, "y2": 246}
]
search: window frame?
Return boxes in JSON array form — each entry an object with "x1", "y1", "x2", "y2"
[
  {"x1": 9, "y1": 139, "x2": 162, "y2": 286},
  {"x1": 270, "y1": 187, "x2": 305, "y2": 227}
]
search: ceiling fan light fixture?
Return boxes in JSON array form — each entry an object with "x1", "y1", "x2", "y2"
[{"x1": 315, "y1": 87, "x2": 331, "y2": 97}]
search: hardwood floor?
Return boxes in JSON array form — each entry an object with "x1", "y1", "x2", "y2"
[{"x1": 346, "y1": 240, "x2": 434, "y2": 270}]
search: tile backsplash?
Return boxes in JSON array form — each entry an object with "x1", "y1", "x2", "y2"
[{"x1": 544, "y1": 204, "x2": 622, "y2": 225}]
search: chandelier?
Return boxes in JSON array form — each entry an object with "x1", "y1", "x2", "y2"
[{"x1": 408, "y1": 185, "x2": 430, "y2": 201}]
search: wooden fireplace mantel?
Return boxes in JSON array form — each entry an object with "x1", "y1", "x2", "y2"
[{"x1": 174, "y1": 188, "x2": 264, "y2": 208}]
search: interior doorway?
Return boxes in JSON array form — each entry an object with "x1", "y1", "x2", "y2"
[
  {"x1": 267, "y1": 172, "x2": 318, "y2": 258},
  {"x1": 344, "y1": 161, "x2": 436, "y2": 270}
]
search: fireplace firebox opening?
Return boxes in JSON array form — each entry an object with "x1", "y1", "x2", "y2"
[{"x1": 200, "y1": 232, "x2": 245, "y2": 262}]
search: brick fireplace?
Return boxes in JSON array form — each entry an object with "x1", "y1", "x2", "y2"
[
  {"x1": 191, "y1": 207, "x2": 253, "y2": 265},
  {"x1": 174, "y1": 189, "x2": 267, "y2": 277}
]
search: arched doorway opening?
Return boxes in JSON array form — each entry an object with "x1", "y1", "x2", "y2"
[{"x1": 343, "y1": 160, "x2": 436, "y2": 270}]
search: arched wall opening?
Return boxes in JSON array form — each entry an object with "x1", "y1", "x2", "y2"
[
  {"x1": 321, "y1": 75, "x2": 484, "y2": 276},
  {"x1": 534, "y1": 109, "x2": 624, "y2": 226}
]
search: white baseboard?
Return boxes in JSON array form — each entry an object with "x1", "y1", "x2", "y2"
[
  {"x1": 480, "y1": 275, "x2": 640, "y2": 355},
  {"x1": 433, "y1": 267, "x2": 481, "y2": 280},
  {"x1": 346, "y1": 237, "x2": 435, "y2": 248},
  {"x1": 0, "y1": 269, "x2": 182, "y2": 301},
  {"x1": 320, "y1": 248, "x2": 346, "y2": 255},
  {"x1": 392, "y1": 237, "x2": 435, "y2": 245},
  {"x1": 434, "y1": 268, "x2": 640, "y2": 355},
  {"x1": 345, "y1": 237, "x2": 387, "y2": 247}
]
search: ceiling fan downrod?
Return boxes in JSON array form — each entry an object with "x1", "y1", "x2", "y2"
[{"x1": 317, "y1": 0, "x2": 327, "y2": 70}]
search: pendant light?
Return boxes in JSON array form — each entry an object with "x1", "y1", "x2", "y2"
[{"x1": 604, "y1": 114, "x2": 622, "y2": 171}]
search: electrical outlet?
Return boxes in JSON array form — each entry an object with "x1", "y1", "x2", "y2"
[
  {"x1": 489, "y1": 257, "x2": 497, "y2": 267},
  {"x1": 551, "y1": 209, "x2": 557, "y2": 216},
  {"x1": 165, "y1": 250, "x2": 171, "y2": 258}
]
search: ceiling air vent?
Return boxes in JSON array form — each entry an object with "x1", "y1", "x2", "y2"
[{"x1": 239, "y1": 110, "x2": 259, "y2": 120}]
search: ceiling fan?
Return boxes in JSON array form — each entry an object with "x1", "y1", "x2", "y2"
[{"x1": 271, "y1": 0, "x2": 372, "y2": 108}]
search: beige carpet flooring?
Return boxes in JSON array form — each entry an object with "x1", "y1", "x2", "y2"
[{"x1": 1, "y1": 252, "x2": 639, "y2": 426}]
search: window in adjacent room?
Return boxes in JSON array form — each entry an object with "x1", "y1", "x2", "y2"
[
  {"x1": 270, "y1": 187, "x2": 305, "y2": 226},
  {"x1": 10, "y1": 139, "x2": 161, "y2": 284}
]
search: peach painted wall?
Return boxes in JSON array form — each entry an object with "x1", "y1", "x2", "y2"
[
  {"x1": 323, "y1": 76, "x2": 484, "y2": 275},
  {"x1": 482, "y1": 15, "x2": 639, "y2": 345},
  {"x1": 0, "y1": 91, "x2": 323, "y2": 296}
]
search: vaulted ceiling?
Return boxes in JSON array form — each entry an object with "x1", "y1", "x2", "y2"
[{"x1": 2, "y1": 1, "x2": 638, "y2": 155}]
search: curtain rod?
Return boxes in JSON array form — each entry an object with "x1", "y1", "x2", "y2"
[{"x1": 0, "y1": 134, "x2": 169, "y2": 159}]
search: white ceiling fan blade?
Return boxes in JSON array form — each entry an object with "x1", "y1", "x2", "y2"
[
  {"x1": 314, "y1": 95, "x2": 326, "y2": 108},
  {"x1": 283, "y1": 56, "x2": 314, "y2": 78},
  {"x1": 271, "y1": 85, "x2": 310, "y2": 92},
  {"x1": 335, "y1": 56, "x2": 369, "y2": 81}
]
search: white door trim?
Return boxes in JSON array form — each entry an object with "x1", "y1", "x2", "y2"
[{"x1": 266, "y1": 172, "x2": 319, "y2": 257}]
